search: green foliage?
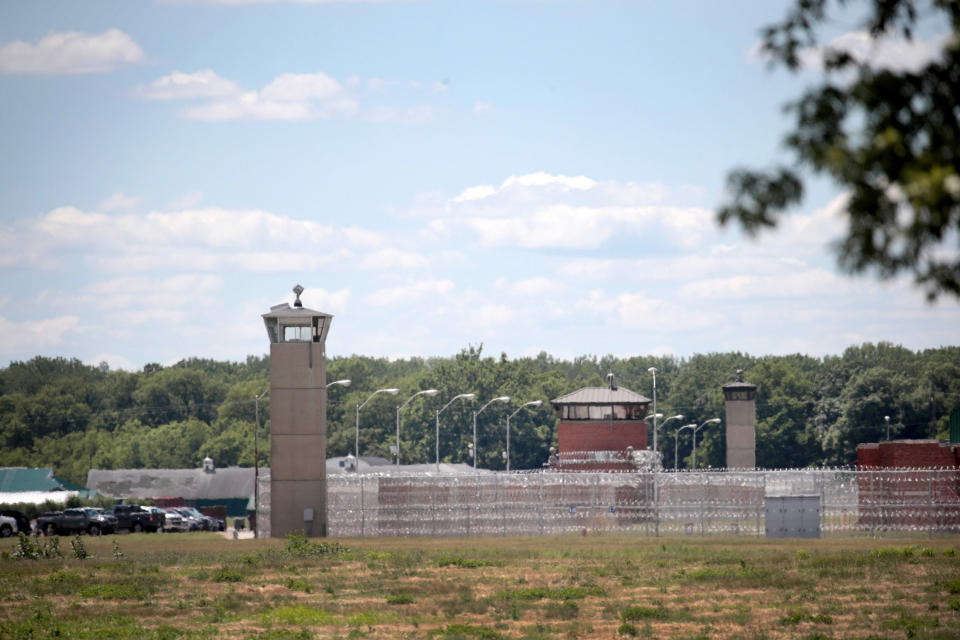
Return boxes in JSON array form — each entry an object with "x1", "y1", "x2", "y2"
[
  {"x1": 718, "y1": 0, "x2": 960, "y2": 299},
  {"x1": 10, "y1": 532, "x2": 63, "y2": 560},
  {"x1": 70, "y1": 535, "x2": 88, "y2": 560},
  {"x1": 386, "y1": 593, "x2": 415, "y2": 604},
  {"x1": 1, "y1": 344, "x2": 958, "y2": 477},
  {"x1": 283, "y1": 533, "x2": 347, "y2": 558}
]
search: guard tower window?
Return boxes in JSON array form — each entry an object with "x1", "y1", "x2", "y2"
[{"x1": 283, "y1": 326, "x2": 312, "y2": 342}]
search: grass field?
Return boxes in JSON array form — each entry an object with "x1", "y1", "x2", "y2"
[{"x1": 1, "y1": 532, "x2": 959, "y2": 639}]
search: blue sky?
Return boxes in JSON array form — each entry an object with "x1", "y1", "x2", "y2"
[{"x1": 1, "y1": 0, "x2": 957, "y2": 370}]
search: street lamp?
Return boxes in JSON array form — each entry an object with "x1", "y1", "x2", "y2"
[
  {"x1": 676, "y1": 423, "x2": 693, "y2": 470},
  {"x1": 505, "y1": 400, "x2": 542, "y2": 472},
  {"x1": 436, "y1": 393, "x2": 476, "y2": 471},
  {"x1": 396, "y1": 389, "x2": 439, "y2": 466},
  {"x1": 885, "y1": 415, "x2": 891, "y2": 440},
  {"x1": 648, "y1": 367, "x2": 658, "y2": 455},
  {"x1": 327, "y1": 379, "x2": 351, "y2": 389},
  {"x1": 355, "y1": 388, "x2": 399, "y2": 463},
  {"x1": 691, "y1": 418, "x2": 721, "y2": 469},
  {"x1": 253, "y1": 387, "x2": 268, "y2": 538},
  {"x1": 472, "y1": 396, "x2": 510, "y2": 469}
]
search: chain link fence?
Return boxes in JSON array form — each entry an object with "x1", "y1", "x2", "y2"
[{"x1": 258, "y1": 469, "x2": 960, "y2": 538}]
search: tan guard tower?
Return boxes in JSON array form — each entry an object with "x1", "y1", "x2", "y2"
[
  {"x1": 262, "y1": 285, "x2": 332, "y2": 537},
  {"x1": 722, "y1": 370, "x2": 757, "y2": 469}
]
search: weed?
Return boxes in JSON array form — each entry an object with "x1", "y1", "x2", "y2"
[
  {"x1": 438, "y1": 555, "x2": 490, "y2": 568},
  {"x1": 544, "y1": 600, "x2": 580, "y2": 620},
  {"x1": 617, "y1": 623, "x2": 639, "y2": 636},
  {"x1": 621, "y1": 605, "x2": 670, "y2": 622},
  {"x1": 213, "y1": 565, "x2": 244, "y2": 582},
  {"x1": 430, "y1": 623, "x2": 507, "y2": 639},
  {"x1": 262, "y1": 605, "x2": 336, "y2": 626},
  {"x1": 285, "y1": 577, "x2": 312, "y2": 592},
  {"x1": 284, "y1": 533, "x2": 347, "y2": 558},
  {"x1": 387, "y1": 593, "x2": 415, "y2": 604},
  {"x1": 70, "y1": 535, "x2": 88, "y2": 560},
  {"x1": 944, "y1": 577, "x2": 960, "y2": 595},
  {"x1": 112, "y1": 538, "x2": 123, "y2": 560}
]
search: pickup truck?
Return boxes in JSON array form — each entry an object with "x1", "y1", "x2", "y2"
[
  {"x1": 107, "y1": 505, "x2": 162, "y2": 533},
  {"x1": 37, "y1": 507, "x2": 117, "y2": 536}
]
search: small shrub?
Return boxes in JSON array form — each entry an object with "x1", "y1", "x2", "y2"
[
  {"x1": 70, "y1": 536, "x2": 88, "y2": 560},
  {"x1": 617, "y1": 623, "x2": 638, "y2": 636},
  {"x1": 544, "y1": 600, "x2": 579, "y2": 620},
  {"x1": 621, "y1": 605, "x2": 670, "y2": 622},
  {"x1": 212, "y1": 566, "x2": 243, "y2": 583},
  {"x1": 944, "y1": 577, "x2": 960, "y2": 595},
  {"x1": 284, "y1": 533, "x2": 347, "y2": 558},
  {"x1": 387, "y1": 593, "x2": 415, "y2": 605}
]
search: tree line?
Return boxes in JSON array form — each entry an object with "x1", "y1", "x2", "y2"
[{"x1": 1, "y1": 343, "x2": 958, "y2": 485}]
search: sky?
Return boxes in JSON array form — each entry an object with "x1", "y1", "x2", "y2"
[{"x1": 0, "y1": 0, "x2": 957, "y2": 371}]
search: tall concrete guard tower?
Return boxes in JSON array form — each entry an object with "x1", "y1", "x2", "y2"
[
  {"x1": 722, "y1": 370, "x2": 757, "y2": 469},
  {"x1": 262, "y1": 285, "x2": 332, "y2": 537}
]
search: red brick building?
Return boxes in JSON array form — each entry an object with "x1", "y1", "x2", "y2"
[
  {"x1": 549, "y1": 375, "x2": 652, "y2": 471},
  {"x1": 856, "y1": 440, "x2": 960, "y2": 531}
]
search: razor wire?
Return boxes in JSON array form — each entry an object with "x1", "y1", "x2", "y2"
[{"x1": 258, "y1": 468, "x2": 960, "y2": 538}]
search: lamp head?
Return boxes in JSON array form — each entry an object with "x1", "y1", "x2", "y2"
[
  {"x1": 706, "y1": 418, "x2": 721, "y2": 424},
  {"x1": 647, "y1": 367, "x2": 657, "y2": 374},
  {"x1": 424, "y1": 389, "x2": 439, "y2": 396},
  {"x1": 495, "y1": 396, "x2": 510, "y2": 402},
  {"x1": 384, "y1": 388, "x2": 400, "y2": 395},
  {"x1": 462, "y1": 393, "x2": 477, "y2": 400},
  {"x1": 527, "y1": 400, "x2": 543, "y2": 407}
]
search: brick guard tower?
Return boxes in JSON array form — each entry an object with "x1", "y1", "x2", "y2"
[
  {"x1": 262, "y1": 285, "x2": 332, "y2": 537},
  {"x1": 722, "y1": 370, "x2": 757, "y2": 470},
  {"x1": 549, "y1": 374, "x2": 653, "y2": 471}
]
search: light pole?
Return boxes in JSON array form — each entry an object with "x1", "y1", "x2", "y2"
[
  {"x1": 436, "y1": 393, "x2": 476, "y2": 471},
  {"x1": 396, "y1": 389, "x2": 439, "y2": 466},
  {"x1": 505, "y1": 400, "x2": 542, "y2": 472},
  {"x1": 355, "y1": 388, "x2": 399, "y2": 464},
  {"x1": 253, "y1": 387, "x2": 268, "y2": 538},
  {"x1": 645, "y1": 413, "x2": 684, "y2": 466},
  {"x1": 691, "y1": 418, "x2": 721, "y2": 469},
  {"x1": 648, "y1": 367, "x2": 658, "y2": 455},
  {"x1": 885, "y1": 415, "x2": 891, "y2": 440},
  {"x1": 472, "y1": 396, "x2": 510, "y2": 469},
  {"x1": 676, "y1": 423, "x2": 694, "y2": 470}
]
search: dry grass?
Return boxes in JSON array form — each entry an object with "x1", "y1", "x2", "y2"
[{"x1": 1, "y1": 532, "x2": 959, "y2": 639}]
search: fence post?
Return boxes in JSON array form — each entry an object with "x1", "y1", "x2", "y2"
[
  {"x1": 538, "y1": 471, "x2": 544, "y2": 536},
  {"x1": 360, "y1": 476, "x2": 365, "y2": 537}
]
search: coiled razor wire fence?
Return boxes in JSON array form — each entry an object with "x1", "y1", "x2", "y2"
[{"x1": 257, "y1": 468, "x2": 960, "y2": 538}]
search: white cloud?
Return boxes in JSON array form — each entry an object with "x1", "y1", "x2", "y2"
[
  {"x1": 360, "y1": 248, "x2": 428, "y2": 270},
  {"x1": 473, "y1": 101, "x2": 493, "y2": 116},
  {"x1": 1, "y1": 205, "x2": 390, "y2": 275},
  {"x1": 168, "y1": 191, "x2": 204, "y2": 209},
  {"x1": 439, "y1": 172, "x2": 710, "y2": 250},
  {"x1": 298, "y1": 287, "x2": 352, "y2": 316},
  {"x1": 0, "y1": 29, "x2": 143, "y2": 75},
  {"x1": 508, "y1": 277, "x2": 566, "y2": 297},
  {"x1": 0, "y1": 314, "x2": 83, "y2": 351},
  {"x1": 800, "y1": 30, "x2": 948, "y2": 73},
  {"x1": 575, "y1": 289, "x2": 722, "y2": 332},
  {"x1": 261, "y1": 72, "x2": 342, "y2": 101},
  {"x1": 85, "y1": 353, "x2": 137, "y2": 371},
  {"x1": 98, "y1": 192, "x2": 141, "y2": 212},
  {"x1": 365, "y1": 280, "x2": 454, "y2": 306},
  {"x1": 136, "y1": 69, "x2": 240, "y2": 100},
  {"x1": 451, "y1": 184, "x2": 496, "y2": 204},
  {"x1": 142, "y1": 68, "x2": 436, "y2": 122}
]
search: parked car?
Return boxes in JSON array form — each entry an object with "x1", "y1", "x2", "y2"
[
  {"x1": 0, "y1": 510, "x2": 31, "y2": 535},
  {"x1": 172, "y1": 508, "x2": 203, "y2": 531},
  {"x1": 38, "y1": 507, "x2": 116, "y2": 536},
  {"x1": 139, "y1": 506, "x2": 166, "y2": 532},
  {"x1": 107, "y1": 504, "x2": 161, "y2": 533},
  {"x1": 161, "y1": 508, "x2": 188, "y2": 532},
  {"x1": 0, "y1": 514, "x2": 17, "y2": 537}
]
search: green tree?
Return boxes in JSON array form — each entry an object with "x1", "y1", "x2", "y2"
[{"x1": 719, "y1": 0, "x2": 960, "y2": 299}]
